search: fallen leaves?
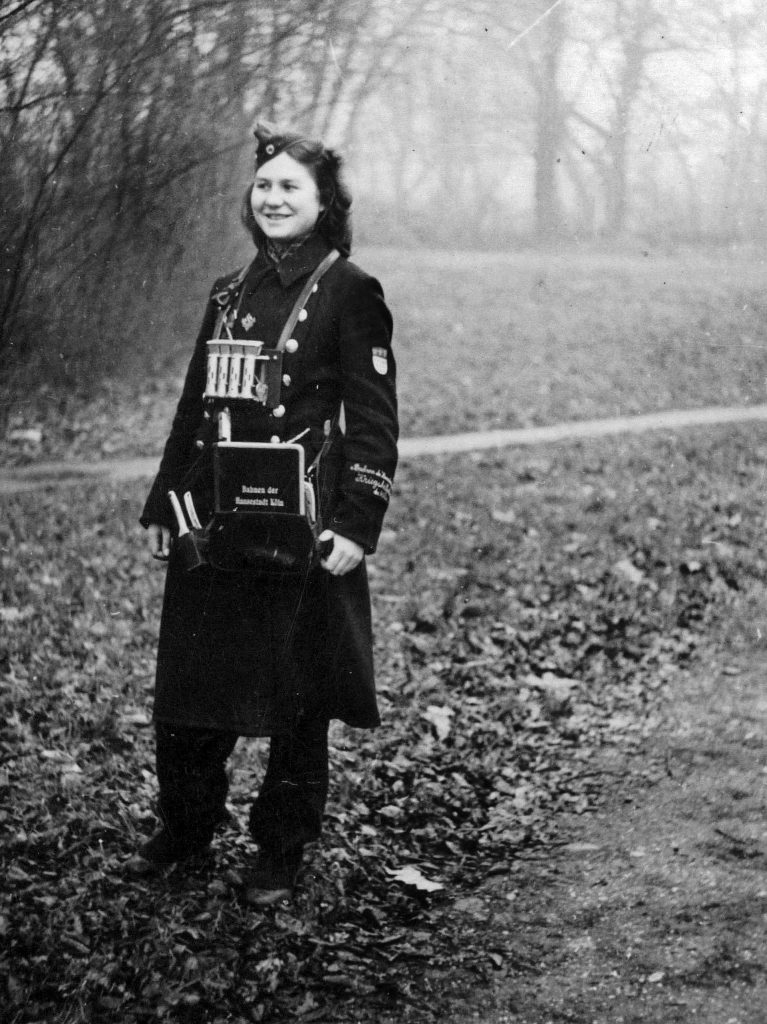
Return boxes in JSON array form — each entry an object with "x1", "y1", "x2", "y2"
[
  {"x1": 421, "y1": 704, "x2": 454, "y2": 740},
  {"x1": 384, "y1": 866, "x2": 445, "y2": 892},
  {"x1": 612, "y1": 557, "x2": 647, "y2": 586},
  {"x1": 2, "y1": 427, "x2": 766, "y2": 1021}
]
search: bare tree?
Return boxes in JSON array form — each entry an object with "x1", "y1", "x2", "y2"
[
  {"x1": 699, "y1": 1, "x2": 767, "y2": 239},
  {"x1": 1, "y1": 0, "x2": 400, "y2": 382}
]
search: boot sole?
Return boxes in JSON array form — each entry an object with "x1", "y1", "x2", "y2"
[{"x1": 125, "y1": 847, "x2": 212, "y2": 877}]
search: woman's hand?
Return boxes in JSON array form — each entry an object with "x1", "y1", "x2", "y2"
[
  {"x1": 319, "y1": 529, "x2": 364, "y2": 576},
  {"x1": 148, "y1": 523, "x2": 172, "y2": 561}
]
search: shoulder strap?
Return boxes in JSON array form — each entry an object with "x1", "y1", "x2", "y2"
[
  {"x1": 275, "y1": 249, "x2": 340, "y2": 351},
  {"x1": 213, "y1": 248, "x2": 340, "y2": 346},
  {"x1": 212, "y1": 261, "x2": 254, "y2": 340}
]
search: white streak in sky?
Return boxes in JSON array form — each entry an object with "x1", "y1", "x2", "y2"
[{"x1": 505, "y1": 0, "x2": 568, "y2": 52}]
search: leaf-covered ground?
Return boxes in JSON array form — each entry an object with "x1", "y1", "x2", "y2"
[
  {"x1": 3, "y1": 247, "x2": 766, "y2": 1019},
  {"x1": 489, "y1": 659, "x2": 767, "y2": 1024},
  {"x1": 4, "y1": 423, "x2": 767, "y2": 1023}
]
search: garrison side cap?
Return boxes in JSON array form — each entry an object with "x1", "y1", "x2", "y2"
[{"x1": 253, "y1": 121, "x2": 323, "y2": 169}]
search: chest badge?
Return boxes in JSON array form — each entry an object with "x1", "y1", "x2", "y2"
[
  {"x1": 241, "y1": 313, "x2": 256, "y2": 331},
  {"x1": 372, "y1": 346, "x2": 388, "y2": 375}
]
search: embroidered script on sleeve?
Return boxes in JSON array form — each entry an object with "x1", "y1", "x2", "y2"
[{"x1": 350, "y1": 463, "x2": 393, "y2": 502}]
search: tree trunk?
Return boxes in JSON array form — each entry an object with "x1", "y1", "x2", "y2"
[
  {"x1": 533, "y1": 2, "x2": 566, "y2": 239},
  {"x1": 603, "y1": 2, "x2": 653, "y2": 237}
]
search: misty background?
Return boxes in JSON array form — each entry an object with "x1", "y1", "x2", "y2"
[{"x1": 1, "y1": 0, "x2": 764, "y2": 396}]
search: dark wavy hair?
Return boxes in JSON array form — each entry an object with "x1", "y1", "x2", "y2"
[{"x1": 240, "y1": 128, "x2": 352, "y2": 256}]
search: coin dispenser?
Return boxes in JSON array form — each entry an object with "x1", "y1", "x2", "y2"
[{"x1": 204, "y1": 340, "x2": 284, "y2": 413}]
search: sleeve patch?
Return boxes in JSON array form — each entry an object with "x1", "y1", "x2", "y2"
[
  {"x1": 372, "y1": 347, "x2": 389, "y2": 375},
  {"x1": 350, "y1": 462, "x2": 393, "y2": 502}
]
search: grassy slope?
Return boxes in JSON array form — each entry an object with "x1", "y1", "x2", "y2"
[
  {"x1": 2, "y1": 246, "x2": 767, "y2": 462},
  {"x1": 377, "y1": 247, "x2": 767, "y2": 435}
]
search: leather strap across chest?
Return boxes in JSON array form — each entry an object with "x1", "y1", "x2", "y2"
[{"x1": 214, "y1": 248, "x2": 340, "y2": 348}]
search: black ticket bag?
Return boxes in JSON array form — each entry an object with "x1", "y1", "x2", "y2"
[{"x1": 207, "y1": 442, "x2": 320, "y2": 575}]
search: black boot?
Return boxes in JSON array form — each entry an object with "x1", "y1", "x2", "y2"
[
  {"x1": 126, "y1": 827, "x2": 213, "y2": 876},
  {"x1": 245, "y1": 720, "x2": 327, "y2": 905},
  {"x1": 127, "y1": 724, "x2": 237, "y2": 876},
  {"x1": 245, "y1": 844, "x2": 304, "y2": 906},
  {"x1": 248, "y1": 720, "x2": 329, "y2": 850}
]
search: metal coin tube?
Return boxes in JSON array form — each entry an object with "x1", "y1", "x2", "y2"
[
  {"x1": 215, "y1": 343, "x2": 230, "y2": 397},
  {"x1": 227, "y1": 345, "x2": 244, "y2": 398},
  {"x1": 242, "y1": 353, "x2": 256, "y2": 396}
]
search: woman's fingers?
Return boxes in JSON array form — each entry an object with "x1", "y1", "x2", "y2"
[
  {"x1": 149, "y1": 524, "x2": 171, "y2": 560},
  {"x1": 319, "y1": 530, "x2": 363, "y2": 576}
]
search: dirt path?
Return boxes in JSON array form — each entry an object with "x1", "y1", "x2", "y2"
[
  {"x1": 449, "y1": 653, "x2": 767, "y2": 1024},
  {"x1": 3, "y1": 403, "x2": 767, "y2": 494}
]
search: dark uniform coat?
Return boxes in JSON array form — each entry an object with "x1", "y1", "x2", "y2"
[{"x1": 141, "y1": 233, "x2": 398, "y2": 736}]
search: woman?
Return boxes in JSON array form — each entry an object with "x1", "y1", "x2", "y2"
[{"x1": 132, "y1": 123, "x2": 398, "y2": 906}]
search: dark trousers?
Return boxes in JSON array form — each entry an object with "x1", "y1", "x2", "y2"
[{"x1": 155, "y1": 717, "x2": 329, "y2": 854}]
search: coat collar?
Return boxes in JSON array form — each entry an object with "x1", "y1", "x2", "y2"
[{"x1": 259, "y1": 232, "x2": 333, "y2": 289}]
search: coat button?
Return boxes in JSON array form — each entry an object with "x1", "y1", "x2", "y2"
[
  {"x1": 195, "y1": 439, "x2": 205, "y2": 449},
  {"x1": 270, "y1": 434, "x2": 280, "y2": 443},
  {"x1": 282, "y1": 374, "x2": 291, "y2": 386},
  {"x1": 272, "y1": 404, "x2": 286, "y2": 418},
  {"x1": 285, "y1": 339, "x2": 299, "y2": 353},
  {"x1": 298, "y1": 309, "x2": 308, "y2": 322},
  {"x1": 312, "y1": 283, "x2": 319, "y2": 293}
]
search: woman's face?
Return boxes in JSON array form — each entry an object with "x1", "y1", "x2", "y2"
[{"x1": 250, "y1": 151, "x2": 323, "y2": 242}]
